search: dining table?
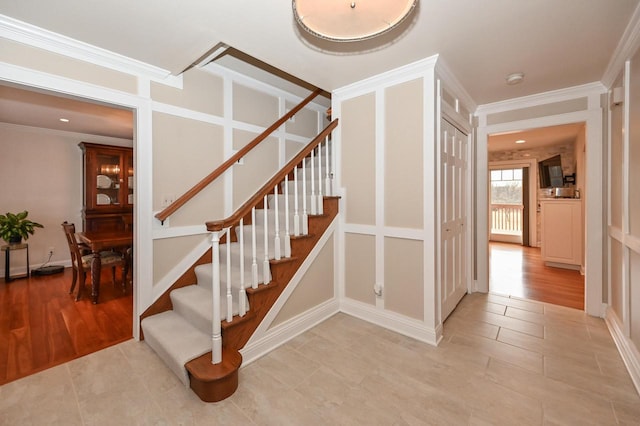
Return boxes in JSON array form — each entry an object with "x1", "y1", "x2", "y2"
[{"x1": 76, "y1": 229, "x2": 133, "y2": 304}]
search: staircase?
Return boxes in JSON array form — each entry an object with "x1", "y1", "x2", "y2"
[{"x1": 141, "y1": 122, "x2": 338, "y2": 402}]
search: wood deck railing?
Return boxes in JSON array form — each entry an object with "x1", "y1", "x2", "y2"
[
  {"x1": 154, "y1": 88, "x2": 323, "y2": 224},
  {"x1": 491, "y1": 203, "x2": 523, "y2": 235}
]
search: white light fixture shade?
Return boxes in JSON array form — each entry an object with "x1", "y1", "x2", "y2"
[{"x1": 293, "y1": 0, "x2": 418, "y2": 42}]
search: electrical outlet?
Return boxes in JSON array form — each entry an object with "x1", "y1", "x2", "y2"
[
  {"x1": 48, "y1": 246, "x2": 55, "y2": 256},
  {"x1": 161, "y1": 194, "x2": 176, "y2": 207}
]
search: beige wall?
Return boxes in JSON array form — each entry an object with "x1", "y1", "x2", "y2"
[
  {"x1": 344, "y1": 233, "x2": 376, "y2": 305},
  {"x1": 151, "y1": 68, "x2": 224, "y2": 116},
  {"x1": 233, "y1": 83, "x2": 279, "y2": 127},
  {"x1": 384, "y1": 79, "x2": 423, "y2": 229},
  {"x1": 341, "y1": 93, "x2": 376, "y2": 225},
  {"x1": 270, "y1": 234, "x2": 334, "y2": 327},
  {"x1": 232, "y1": 129, "x2": 278, "y2": 210},
  {"x1": 338, "y1": 72, "x2": 437, "y2": 325},
  {"x1": 152, "y1": 111, "x2": 225, "y2": 225},
  {"x1": 384, "y1": 237, "x2": 424, "y2": 320}
]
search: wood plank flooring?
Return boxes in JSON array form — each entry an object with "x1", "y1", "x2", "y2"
[
  {"x1": 0, "y1": 267, "x2": 132, "y2": 385},
  {"x1": 489, "y1": 242, "x2": 584, "y2": 310}
]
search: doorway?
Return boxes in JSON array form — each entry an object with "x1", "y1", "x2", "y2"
[
  {"x1": 484, "y1": 123, "x2": 588, "y2": 310},
  {"x1": 489, "y1": 167, "x2": 527, "y2": 245},
  {"x1": 0, "y1": 80, "x2": 138, "y2": 382}
]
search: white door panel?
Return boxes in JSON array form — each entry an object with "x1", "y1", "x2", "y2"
[{"x1": 440, "y1": 119, "x2": 469, "y2": 320}]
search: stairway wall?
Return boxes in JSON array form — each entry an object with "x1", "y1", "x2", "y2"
[
  {"x1": 150, "y1": 64, "x2": 331, "y2": 311},
  {"x1": 332, "y1": 56, "x2": 476, "y2": 345}
]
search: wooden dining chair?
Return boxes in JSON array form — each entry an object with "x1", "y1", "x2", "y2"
[{"x1": 61, "y1": 222, "x2": 126, "y2": 301}]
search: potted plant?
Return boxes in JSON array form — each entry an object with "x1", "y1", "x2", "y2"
[{"x1": 0, "y1": 211, "x2": 44, "y2": 244}]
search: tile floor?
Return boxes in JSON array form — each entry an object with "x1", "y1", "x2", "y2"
[{"x1": 1, "y1": 293, "x2": 639, "y2": 425}]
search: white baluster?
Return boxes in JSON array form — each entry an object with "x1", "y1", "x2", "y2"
[
  {"x1": 293, "y1": 166, "x2": 300, "y2": 236},
  {"x1": 310, "y1": 149, "x2": 317, "y2": 215},
  {"x1": 274, "y1": 185, "x2": 281, "y2": 260},
  {"x1": 317, "y1": 142, "x2": 324, "y2": 215},
  {"x1": 302, "y1": 160, "x2": 309, "y2": 235},
  {"x1": 238, "y1": 218, "x2": 246, "y2": 316},
  {"x1": 263, "y1": 195, "x2": 270, "y2": 284},
  {"x1": 325, "y1": 136, "x2": 332, "y2": 197},
  {"x1": 210, "y1": 231, "x2": 222, "y2": 364},
  {"x1": 225, "y1": 228, "x2": 232, "y2": 323},
  {"x1": 284, "y1": 175, "x2": 291, "y2": 258},
  {"x1": 251, "y1": 207, "x2": 258, "y2": 289}
]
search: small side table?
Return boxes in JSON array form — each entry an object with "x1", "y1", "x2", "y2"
[{"x1": 1, "y1": 243, "x2": 30, "y2": 283}]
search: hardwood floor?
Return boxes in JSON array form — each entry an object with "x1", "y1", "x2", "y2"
[
  {"x1": 489, "y1": 241, "x2": 584, "y2": 310},
  {"x1": 0, "y1": 267, "x2": 132, "y2": 385}
]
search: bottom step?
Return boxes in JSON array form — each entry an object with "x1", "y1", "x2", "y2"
[{"x1": 186, "y1": 349, "x2": 242, "y2": 402}]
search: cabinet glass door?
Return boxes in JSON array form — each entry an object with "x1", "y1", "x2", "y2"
[{"x1": 96, "y1": 153, "x2": 122, "y2": 206}]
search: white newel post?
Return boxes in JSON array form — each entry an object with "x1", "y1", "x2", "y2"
[{"x1": 210, "y1": 231, "x2": 222, "y2": 364}]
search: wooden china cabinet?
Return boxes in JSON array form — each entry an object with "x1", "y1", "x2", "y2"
[{"x1": 79, "y1": 142, "x2": 133, "y2": 232}]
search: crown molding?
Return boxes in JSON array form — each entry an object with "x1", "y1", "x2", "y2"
[
  {"x1": 0, "y1": 14, "x2": 171, "y2": 81},
  {"x1": 435, "y1": 57, "x2": 477, "y2": 112},
  {"x1": 602, "y1": 2, "x2": 640, "y2": 88},
  {"x1": 475, "y1": 81, "x2": 607, "y2": 116},
  {"x1": 333, "y1": 54, "x2": 439, "y2": 99}
]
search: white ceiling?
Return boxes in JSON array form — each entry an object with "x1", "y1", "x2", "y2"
[
  {"x1": 0, "y1": 1, "x2": 638, "y2": 139},
  {"x1": 488, "y1": 123, "x2": 584, "y2": 153}
]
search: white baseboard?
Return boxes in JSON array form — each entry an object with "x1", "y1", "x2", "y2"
[
  {"x1": 240, "y1": 298, "x2": 340, "y2": 366},
  {"x1": 340, "y1": 298, "x2": 442, "y2": 346},
  {"x1": 604, "y1": 306, "x2": 640, "y2": 395}
]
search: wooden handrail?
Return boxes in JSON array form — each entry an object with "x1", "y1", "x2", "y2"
[
  {"x1": 155, "y1": 88, "x2": 324, "y2": 223},
  {"x1": 206, "y1": 119, "x2": 338, "y2": 232}
]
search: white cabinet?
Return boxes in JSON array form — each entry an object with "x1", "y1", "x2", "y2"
[{"x1": 540, "y1": 199, "x2": 583, "y2": 269}]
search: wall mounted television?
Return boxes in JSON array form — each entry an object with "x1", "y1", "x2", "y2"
[{"x1": 538, "y1": 155, "x2": 564, "y2": 188}]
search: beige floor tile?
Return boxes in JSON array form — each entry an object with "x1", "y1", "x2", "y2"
[
  {"x1": 612, "y1": 398, "x2": 640, "y2": 425},
  {"x1": 465, "y1": 308, "x2": 545, "y2": 338},
  {"x1": 497, "y1": 327, "x2": 601, "y2": 368},
  {"x1": 505, "y1": 306, "x2": 546, "y2": 324},
  {"x1": 450, "y1": 332, "x2": 544, "y2": 373},
  {"x1": 443, "y1": 314, "x2": 500, "y2": 340},
  {"x1": 487, "y1": 293, "x2": 545, "y2": 313},
  {"x1": 545, "y1": 353, "x2": 639, "y2": 403},
  {"x1": 251, "y1": 344, "x2": 321, "y2": 388},
  {"x1": 1, "y1": 293, "x2": 638, "y2": 425}
]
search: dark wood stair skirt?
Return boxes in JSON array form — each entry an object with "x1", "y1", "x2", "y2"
[
  {"x1": 186, "y1": 348, "x2": 242, "y2": 402},
  {"x1": 145, "y1": 197, "x2": 340, "y2": 402}
]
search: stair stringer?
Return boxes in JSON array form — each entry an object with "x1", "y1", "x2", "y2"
[{"x1": 240, "y1": 215, "x2": 339, "y2": 365}]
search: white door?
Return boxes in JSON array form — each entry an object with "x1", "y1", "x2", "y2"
[{"x1": 440, "y1": 118, "x2": 470, "y2": 320}]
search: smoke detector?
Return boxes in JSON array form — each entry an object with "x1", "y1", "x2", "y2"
[{"x1": 506, "y1": 72, "x2": 525, "y2": 85}]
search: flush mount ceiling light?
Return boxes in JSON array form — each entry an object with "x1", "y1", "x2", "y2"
[
  {"x1": 292, "y1": 0, "x2": 418, "y2": 42},
  {"x1": 506, "y1": 72, "x2": 525, "y2": 85},
  {"x1": 515, "y1": 139, "x2": 526, "y2": 144}
]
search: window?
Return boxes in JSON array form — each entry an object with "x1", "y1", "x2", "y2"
[{"x1": 491, "y1": 168, "x2": 523, "y2": 205}]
